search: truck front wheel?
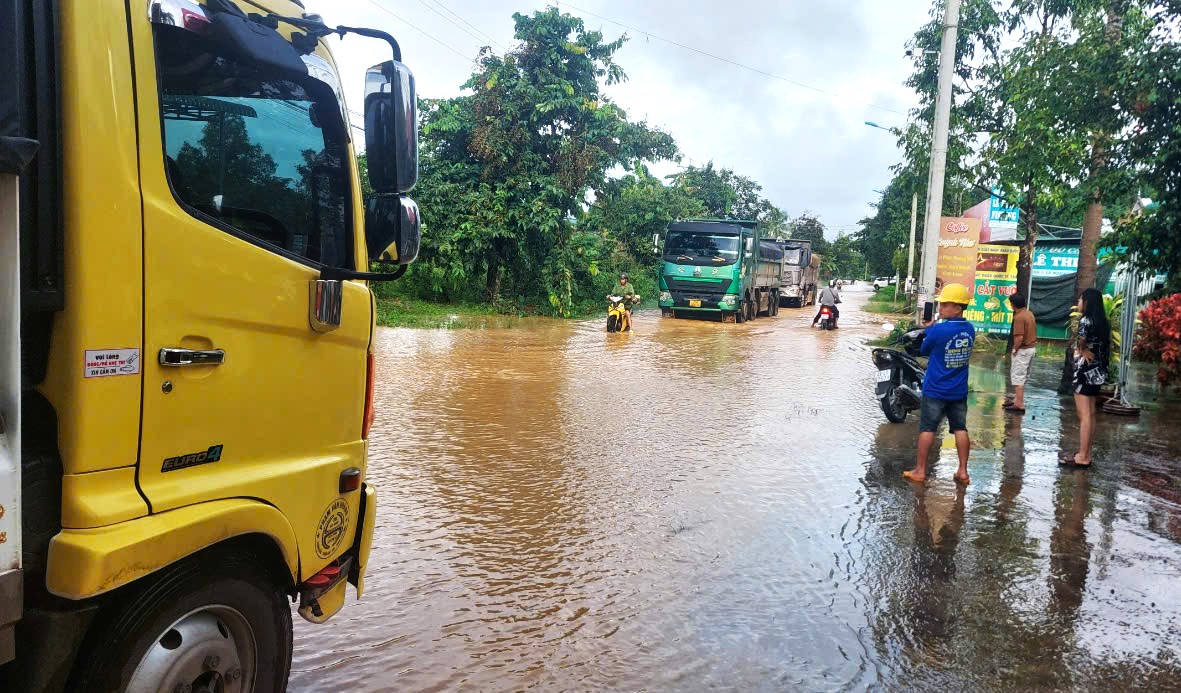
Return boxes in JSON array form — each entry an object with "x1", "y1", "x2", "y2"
[{"x1": 70, "y1": 551, "x2": 293, "y2": 693}]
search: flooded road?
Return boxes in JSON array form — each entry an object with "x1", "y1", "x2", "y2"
[{"x1": 292, "y1": 288, "x2": 1181, "y2": 691}]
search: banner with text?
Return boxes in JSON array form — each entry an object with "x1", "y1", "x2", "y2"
[
  {"x1": 965, "y1": 244, "x2": 1020, "y2": 334},
  {"x1": 936, "y1": 216, "x2": 983, "y2": 292}
]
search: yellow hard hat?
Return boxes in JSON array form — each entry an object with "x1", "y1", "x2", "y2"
[{"x1": 937, "y1": 283, "x2": 973, "y2": 305}]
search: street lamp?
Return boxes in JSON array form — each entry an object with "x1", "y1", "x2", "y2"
[{"x1": 865, "y1": 122, "x2": 918, "y2": 297}]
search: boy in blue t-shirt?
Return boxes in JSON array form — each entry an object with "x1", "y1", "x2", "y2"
[{"x1": 903, "y1": 283, "x2": 976, "y2": 485}]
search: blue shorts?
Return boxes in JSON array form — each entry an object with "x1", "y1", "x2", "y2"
[{"x1": 920, "y1": 397, "x2": 967, "y2": 434}]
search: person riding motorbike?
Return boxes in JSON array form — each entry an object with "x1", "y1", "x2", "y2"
[
  {"x1": 612, "y1": 273, "x2": 640, "y2": 328},
  {"x1": 812, "y1": 280, "x2": 842, "y2": 328}
]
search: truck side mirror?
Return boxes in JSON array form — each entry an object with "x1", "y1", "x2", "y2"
[
  {"x1": 366, "y1": 195, "x2": 420, "y2": 265},
  {"x1": 744, "y1": 237, "x2": 754, "y2": 253},
  {"x1": 365, "y1": 60, "x2": 417, "y2": 194},
  {"x1": 652, "y1": 233, "x2": 660, "y2": 253}
]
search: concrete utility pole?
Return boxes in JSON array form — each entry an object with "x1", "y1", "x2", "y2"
[
  {"x1": 917, "y1": 0, "x2": 962, "y2": 312},
  {"x1": 907, "y1": 191, "x2": 917, "y2": 292}
]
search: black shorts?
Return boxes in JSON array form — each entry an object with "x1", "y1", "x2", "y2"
[{"x1": 919, "y1": 397, "x2": 968, "y2": 434}]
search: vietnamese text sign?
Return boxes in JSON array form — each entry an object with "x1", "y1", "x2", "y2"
[
  {"x1": 1032, "y1": 243, "x2": 1079, "y2": 278},
  {"x1": 936, "y1": 217, "x2": 982, "y2": 292},
  {"x1": 965, "y1": 244, "x2": 1019, "y2": 334}
]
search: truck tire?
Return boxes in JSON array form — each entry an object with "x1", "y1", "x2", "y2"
[
  {"x1": 735, "y1": 304, "x2": 746, "y2": 323},
  {"x1": 69, "y1": 550, "x2": 293, "y2": 693},
  {"x1": 770, "y1": 292, "x2": 779, "y2": 316}
]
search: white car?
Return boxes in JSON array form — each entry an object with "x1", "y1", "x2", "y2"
[{"x1": 873, "y1": 276, "x2": 897, "y2": 291}]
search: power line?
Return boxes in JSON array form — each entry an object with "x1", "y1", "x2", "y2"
[
  {"x1": 558, "y1": 2, "x2": 907, "y2": 117},
  {"x1": 425, "y1": 0, "x2": 509, "y2": 52},
  {"x1": 363, "y1": 0, "x2": 476, "y2": 63},
  {"x1": 413, "y1": 0, "x2": 502, "y2": 53}
]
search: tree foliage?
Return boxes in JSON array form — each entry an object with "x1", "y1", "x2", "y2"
[
  {"x1": 861, "y1": 0, "x2": 1175, "y2": 307},
  {"x1": 406, "y1": 8, "x2": 677, "y2": 314},
  {"x1": 667, "y1": 162, "x2": 788, "y2": 235},
  {"x1": 393, "y1": 9, "x2": 795, "y2": 316},
  {"x1": 788, "y1": 212, "x2": 830, "y2": 254},
  {"x1": 1104, "y1": 1, "x2": 1181, "y2": 282},
  {"x1": 855, "y1": 174, "x2": 918, "y2": 277}
]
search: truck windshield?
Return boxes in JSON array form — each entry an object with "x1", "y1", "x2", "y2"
[
  {"x1": 664, "y1": 232, "x2": 739, "y2": 266},
  {"x1": 154, "y1": 26, "x2": 352, "y2": 268},
  {"x1": 784, "y1": 248, "x2": 804, "y2": 266}
]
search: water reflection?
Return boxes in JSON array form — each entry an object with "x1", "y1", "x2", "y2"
[{"x1": 290, "y1": 291, "x2": 1181, "y2": 692}]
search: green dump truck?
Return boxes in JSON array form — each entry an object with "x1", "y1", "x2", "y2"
[{"x1": 657, "y1": 219, "x2": 782, "y2": 323}]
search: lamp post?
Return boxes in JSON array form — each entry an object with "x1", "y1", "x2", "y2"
[{"x1": 865, "y1": 122, "x2": 918, "y2": 295}]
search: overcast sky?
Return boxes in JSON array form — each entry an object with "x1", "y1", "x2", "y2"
[{"x1": 304, "y1": 0, "x2": 933, "y2": 238}]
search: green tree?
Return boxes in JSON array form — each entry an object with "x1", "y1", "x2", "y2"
[
  {"x1": 827, "y1": 234, "x2": 866, "y2": 279},
  {"x1": 789, "y1": 212, "x2": 830, "y2": 254},
  {"x1": 583, "y1": 164, "x2": 706, "y2": 264},
  {"x1": 408, "y1": 9, "x2": 677, "y2": 314},
  {"x1": 1105, "y1": 6, "x2": 1181, "y2": 283},
  {"x1": 669, "y1": 162, "x2": 788, "y2": 235},
  {"x1": 855, "y1": 174, "x2": 919, "y2": 278}
]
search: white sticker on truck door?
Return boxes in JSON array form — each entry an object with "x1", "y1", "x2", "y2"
[{"x1": 84, "y1": 348, "x2": 141, "y2": 378}]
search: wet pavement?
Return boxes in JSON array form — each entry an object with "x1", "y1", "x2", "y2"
[{"x1": 292, "y1": 287, "x2": 1181, "y2": 692}]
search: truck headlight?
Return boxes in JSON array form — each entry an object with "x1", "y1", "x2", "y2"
[
  {"x1": 659, "y1": 291, "x2": 672, "y2": 302},
  {"x1": 720, "y1": 294, "x2": 737, "y2": 305}
]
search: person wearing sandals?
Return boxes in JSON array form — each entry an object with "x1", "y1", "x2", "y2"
[
  {"x1": 1062, "y1": 288, "x2": 1111, "y2": 469},
  {"x1": 1004, "y1": 292, "x2": 1037, "y2": 414}
]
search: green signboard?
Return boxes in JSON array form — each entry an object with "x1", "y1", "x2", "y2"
[{"x1": 963, "y1": 244, "x2": 1020, "y2": 334}]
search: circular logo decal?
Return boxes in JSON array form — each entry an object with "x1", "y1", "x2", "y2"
[{"x1": 315, "y1": 499, "x2": 350, "y2": 559}]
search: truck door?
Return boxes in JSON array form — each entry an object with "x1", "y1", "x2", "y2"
[{"x1": 128, "y1": 9, "x2": 369, "y2": 574}]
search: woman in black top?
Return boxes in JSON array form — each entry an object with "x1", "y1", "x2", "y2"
[{"x1": 1063, "y1": 288, "x2": 1111, "y2": 468}]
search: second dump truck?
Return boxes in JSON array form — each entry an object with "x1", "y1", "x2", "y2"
[
  {"x1": 657, "y1": 219, "x2": 782, "y2": 323},
  {"x1": 778, "y1": 240, "x2": 821, "y2": 307}
]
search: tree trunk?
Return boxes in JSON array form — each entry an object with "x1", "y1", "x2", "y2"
[
  {"x1": 1077, "y1": 179, "x2": 1105, "y2": 294},
  {"x1": 1012, "y1": 181, "x2": 1037, "y2": 353},
  {"x1": 1060, "y1": 5, "x2": 1123, "y2": 394},
  {"x1": 485, "y1": 259, "x2": 502, "y2": 303}
]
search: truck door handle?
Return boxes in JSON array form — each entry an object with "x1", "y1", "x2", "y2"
[{"x1": 158, "y1": 348, "x2": 225, "y2": 367}]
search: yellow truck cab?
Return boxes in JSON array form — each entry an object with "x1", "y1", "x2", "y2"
[{"x1": 1, "y1": 1, "x2": 420, "y2": 690}]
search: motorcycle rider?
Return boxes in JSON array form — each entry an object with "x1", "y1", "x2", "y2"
[
  {"x1": 812, "y1": 279, "x2": 842, "y2": 328},
  {"x1": 614, "y1": 273, "x2": 639, "y2": 328}
]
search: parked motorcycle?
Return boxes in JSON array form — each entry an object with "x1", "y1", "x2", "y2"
[
  {"x1": 817, "y1": 304, "x2": 837, "y2": 330},
  {"x1": 872, "y1": 328, "x2": 926, "y2": 422},
  {"x1": 606, "y1": 294, "x2": 638, "y2": 332}
]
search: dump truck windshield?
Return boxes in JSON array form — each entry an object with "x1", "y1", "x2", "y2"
[{"x1": 664, "y1": 232, "x2": 740, "y2": 266}]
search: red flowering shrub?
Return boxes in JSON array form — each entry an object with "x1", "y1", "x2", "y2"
[{"x1": 1135, "y1": 293, "x2": 1181, "y2": 387}]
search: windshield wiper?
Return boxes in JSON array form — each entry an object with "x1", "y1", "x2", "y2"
[
  {"x1": 711, "y1": 256, "x2": 727, "y2": 263},
  {"x1": 675, "y1": 254, "x2": 694, "y2": 261}
]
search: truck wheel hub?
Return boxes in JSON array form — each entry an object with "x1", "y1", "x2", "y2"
[{"x1": 126, "y1": 606, "x2": 256, "y2": 693}]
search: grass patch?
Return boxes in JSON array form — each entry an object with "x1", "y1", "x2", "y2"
[
  {"x1": 863, "y1": 301, "x2": 913, "y2": 316},
  {"x1": 865, "y1": 286, "x2": 915, "y2": 316},
  {"x1": 376, "y1": 297, "x2": 511, "y2": 329}
]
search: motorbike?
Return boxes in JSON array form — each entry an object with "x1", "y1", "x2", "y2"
[
  {"x1": 606, "y1": 294, "x2": 638, "y2": 332},
  {"x1": 872, "y1": 328, "x2": 926, "y2": 422},
  {"x1": 817, "y1": 304, "x2": 837, "y2": 330}
]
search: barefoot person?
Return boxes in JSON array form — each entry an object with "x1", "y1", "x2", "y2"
[
  {"x1": 1005, "y1": 292, "x2": 1037, "y2": 414},
  {"x1": 1061, "y1": 288, "x2": 1111, "y2": 469},
  {"x1": 903, "y1": 283, "x2": 975, "y2": 485}
]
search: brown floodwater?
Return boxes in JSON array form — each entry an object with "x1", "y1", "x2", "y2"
[{"x1": 291, "y1": 288, "x2": 1181, "y2": 691}]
